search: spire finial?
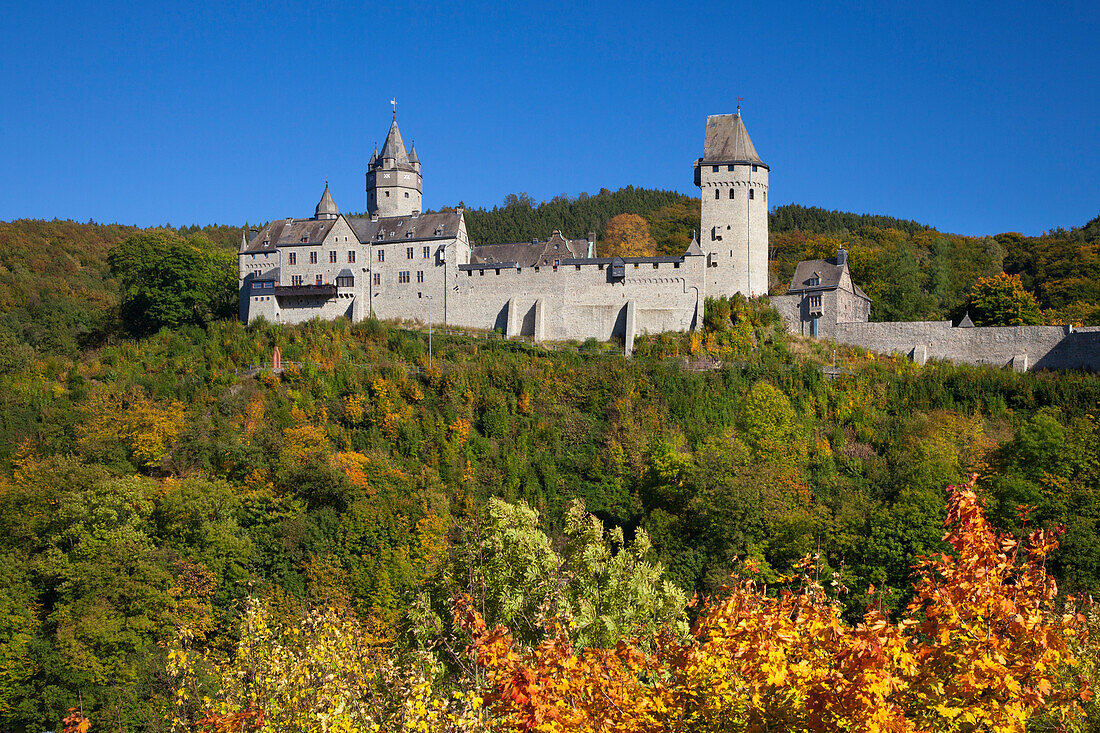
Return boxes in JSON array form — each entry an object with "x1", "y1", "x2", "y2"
[
  {"x1": 737, "y1": 96, "x2": 743, "y2": 114},
  {"x1": 390, "y1": 98, "x2": 397, "y2": 118}
]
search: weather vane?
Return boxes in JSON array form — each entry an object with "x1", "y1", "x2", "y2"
[
  {"x1": 391, "y1": 98, "x2": 397, "y2": 117},
  {"x1": 737, "y1": 97, "x2": 744, "y2": 114}
]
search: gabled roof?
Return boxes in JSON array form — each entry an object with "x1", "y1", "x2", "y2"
[
  {"x1": 242, "y1": 218, "x2": 340, "y2": 253},
  {"x1": 471, "y1": 231, "x2": 592, "y2": 267},
  {"x1": 702, "y1": 113, "x2": 766, "y2": 167},
  {"x1": 787, "y1": 253, "x2": 870, "y2": 302},
  {"x1": 347, "y1": 211, "x2": 463, "y2": 244}
]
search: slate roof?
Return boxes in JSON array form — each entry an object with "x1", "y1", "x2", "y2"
[
  {"x1": 787, "y1": 255, "x2": 870, "y2": 301},
  {"x1": 408, "y1": 142, "x2": 419, "y2": 164},
  {"x1": 347, "y1": 211, "x2": 463, "y2": 243},
  {"x1": 242, "y1": 218, "x2": 339, "y2": 253},
  {"x1": 957, "y1": 312, "x2": 975, "y2": 328},
  {"x1": 685, "y1": 236, "x2": 704, "y2": 256},
  {"x1": 702, "y1": 114, "x2": 766, "y2": 168},
  {"x1": 379, "y1": 118, "x2": 410, "y2": 164},
  {"x1": 315, "y1": 184, "x2": 338, "y2": 218},
  {"x1": 471, "y1": 231, "x2": 592, "y2": 267},
  {"x1": 256, "y1": 267, "x2": 281, "y2": 281}
]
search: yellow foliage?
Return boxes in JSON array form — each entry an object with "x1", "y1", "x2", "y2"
[
  {"x1": 77, "y1": 385, "x2": 186, "y2": 468},
  {"x1": 283, "y1": 425, "x2": 330, "y2": 464}
]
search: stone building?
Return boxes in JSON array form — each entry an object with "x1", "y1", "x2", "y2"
[
  {"x1": 238, "y1": 112, "x2": 766, "y2": 345},
  {"x1": 770, "y1": 248, "x2": 871, "y2": 340},
  {"x1": 694, "y1": 113, "x2": 770, "y2": 298}
]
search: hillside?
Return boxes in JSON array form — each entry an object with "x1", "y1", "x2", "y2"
[{"x1": 1, "y1": 309, "x2": 1098, "y2": 729}]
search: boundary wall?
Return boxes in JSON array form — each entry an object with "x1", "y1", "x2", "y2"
[{"x1": 830, "y1": 321, "x2": 1100, "y2": 371}]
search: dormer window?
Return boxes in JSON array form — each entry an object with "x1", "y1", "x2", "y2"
[{"x1": 808, "y1": 275, "x2": 820, "y2": 287}]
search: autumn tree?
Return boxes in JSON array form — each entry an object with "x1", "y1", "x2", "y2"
[
  {"x1": 462, "y1": 478, "x2": 1091, "y2": 733},
  {"x1": 967, "y1": 272, "x2": 1043, "y2": 326},
  {"x1": 601, "y1": 213, "x2": 657, "y2": 257}
]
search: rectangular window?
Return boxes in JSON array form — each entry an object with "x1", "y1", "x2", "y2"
[
  {"x1": 749, "y1": 189, "x2": 755, "y2": 200},
  {"x1": 712, "y1": 165, "x2": 719, "y2": 172},
  {"x1": 399, "y1": 271, "x2": 410, "y2": 284},
  {"x1": 336, "y1": 276, "x2": 354, "y2": 287},
  {"x1": 316, "y1": 275, "x2": 323, "y2": 285},
  {"x1": 309, "y1": 251, "x2": 317, "y2": 264},
  {"x1": 348, "y1": 250, "x2": 355, "y2": 263},
  {"x1": 416, "y1": 270, "x2": 424, "y2": 283},
  {"x1": 289, "y1": 252, "x2": 297, "y2": 265},
  {"x1": 292, "y1": 275, "x2": 303, "y2": 286},
  {"x1": 715, "y1": 189, "x2": 720, "y2": 199},
  {"x1": 377, "y1": 250, "x2": 385, "y2": 262},
  {"x1": 329, "y1": 251, "x2": 337, "y2": 263},
  {"x1": 752, "y1": 164, "x2": 758, "y2": 172},
  {"x1": 729, "y1": 189, "x2": 735, "y2": 199},
  {"x1": 407, "y1": 246, "x2": 414, "y2": 259},
  {"x1": 372, "y1": 273, "x2": 381, "y2": 286},
  {"x1": 423, "y1": 245, "x2": 430, "y2": 258},
  {"x1": 727, "y1": 164, "x2": 734, "y2": 171}
]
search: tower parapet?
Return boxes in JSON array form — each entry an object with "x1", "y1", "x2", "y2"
[
  {"x1": 366, "y1": 115, "x2": 423, "y2": 217},
  {"x1": 694, "y1": 113, "x2": 769, "y2": 298}
]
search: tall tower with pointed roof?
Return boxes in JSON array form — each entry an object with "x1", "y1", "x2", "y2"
[
  {"x1": 694, "y1": 113, "x2": 770, "y2": 297},
  {"x1": 366, "y1": 114, "x2": 423, "y2": 217}
]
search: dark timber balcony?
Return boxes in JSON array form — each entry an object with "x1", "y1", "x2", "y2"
[{"x1": 273, "y1": 284, "x2": 337, "y2": 297}]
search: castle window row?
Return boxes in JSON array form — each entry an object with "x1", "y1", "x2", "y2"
[{"x1": 709, "y1": 164, "x2": 759, "y2": 172}]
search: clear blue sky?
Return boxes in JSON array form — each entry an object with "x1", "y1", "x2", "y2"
[{"x1": 2, "y1": 0, "x2": 1097, "y2": 236}]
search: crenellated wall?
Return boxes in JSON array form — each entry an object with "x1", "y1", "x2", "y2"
[{"x1": 446, "y1": 256, "x2": 707, "y2": 345}]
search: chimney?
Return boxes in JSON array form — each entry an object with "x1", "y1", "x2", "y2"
[{"x1": 836, "y1": 247, "x2": 848, "y2": 266}]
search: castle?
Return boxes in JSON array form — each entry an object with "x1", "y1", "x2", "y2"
[
  {"x1": 239, "y1": 113, "x2": 1099, "y2": 370},
  {"x1": 239, "y1": 112, "x2": 770, "y2": 350}
]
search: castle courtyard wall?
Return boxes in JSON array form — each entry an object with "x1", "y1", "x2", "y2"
[{"x1": 446, "y1": 258, "x2": 705, "y2": 343}]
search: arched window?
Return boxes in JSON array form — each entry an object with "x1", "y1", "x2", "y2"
[
  {"x1": 749, "y1": 189, "x2": 755, "y2": 200},
  {"x1": 715, "y1": 189, "x2": 720, "y2": 199},
  {"x1": 728, "y1": 189, "x2": 735, "y2": 199}
]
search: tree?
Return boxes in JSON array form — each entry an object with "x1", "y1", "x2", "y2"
[
  {"x1": 967, "y1": 272, "x2": 1043, "y2": 326},
  {"x1": 601, "y1": 214, "x2": 657, "y2": 257},
  {"x1": 462, "y1": 478, "x2": 1091, "y2": 732},
  {"x1": 108, "y1": 231, "x2": 237, "y2": 335}
]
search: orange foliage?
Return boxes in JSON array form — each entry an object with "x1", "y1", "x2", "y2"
[{"x1": 460, "y1": 477, "x2": 1090, "y2": 733}]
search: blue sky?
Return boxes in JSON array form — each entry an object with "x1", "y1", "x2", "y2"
[{"x1": 2, "y1": 0, "x2": 1097, "y2": 236}]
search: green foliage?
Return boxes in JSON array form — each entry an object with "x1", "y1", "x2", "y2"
[
  {"x1": 108, "y1": 231, "x2": 237, "y2": 335},
  {"x1": 967, "y1": 271, "x2": 1043, "y2": 326}
]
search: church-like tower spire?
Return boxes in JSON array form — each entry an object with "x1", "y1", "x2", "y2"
[{"x1": 366, "y1": 114, "x2": 422, "y2": 217}]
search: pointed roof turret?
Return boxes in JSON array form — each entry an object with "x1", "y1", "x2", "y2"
[
  {"x1": 369, "y1": 144, "x2": 378, "y2": 167},
  {"x1": 379, "y1": 117, "x2": 409, "y2": 164},
  {"x1": 407, "y1": 140, "x2": 419, "y2": 164},
  {"x1": 685, "y1": 235, "x2": 704, "y2": 256},
  {"x1": 702, "y1": 113, "x2": 766, "y2": 168},
  {"x1": 315, "y1": 183, "x2": 339, "y2": 219}
]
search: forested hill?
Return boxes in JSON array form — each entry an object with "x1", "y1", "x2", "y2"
[{"x1": 459, "y1": 187, "x2": 697, "y2": 247}]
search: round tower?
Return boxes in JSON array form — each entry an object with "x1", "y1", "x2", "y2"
[
  {"x1": 366, "y1": 114, "x2": 422, "y2": 217},
  {"x1": 315, "y1": 182, "x2": 339, "y2": 220},
  {"x1": 694, "y1": 113, "x2": 769, "y2": 298}
]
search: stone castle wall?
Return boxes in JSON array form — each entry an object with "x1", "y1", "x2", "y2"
[
  {"x1": 830, "y1": 321, "x2": 1100, "y2": 371},
  {"x1": 446, "y1": 257, "x2": 706, "y2": 347}
]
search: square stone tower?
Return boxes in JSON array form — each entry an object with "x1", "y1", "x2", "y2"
[
  {"x1": 694, "y1": 113, "x2": 769, "y2": 298},
  {"x1": 366, "y1": 115, "x2": 423, "y2": 218}
]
